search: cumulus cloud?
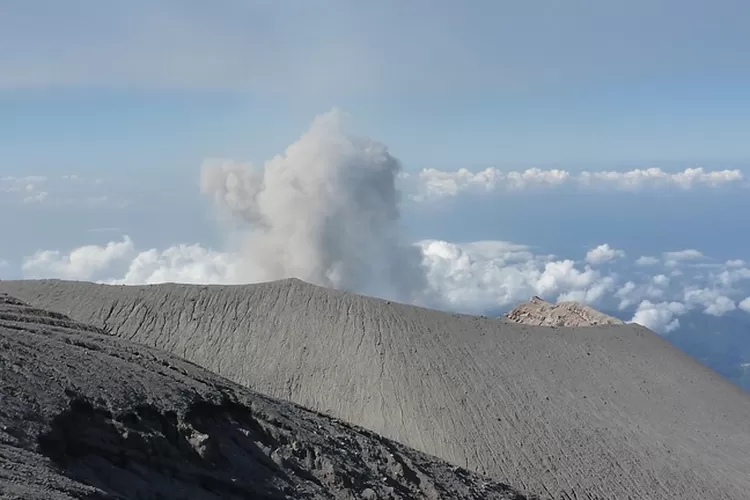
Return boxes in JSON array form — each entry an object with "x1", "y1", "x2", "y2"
[
  {"x1": 619, "y1": 258, "x2": 750, "y2": 330},
  {"x1": 635, "y1": 256, "x2": 660, "y2": 266},
  {"x1": 20, "y1": 237, "x2": 241, "y2": 286},
  {"x1": 713, "y1": 266, "x2": 750, "y2": 288},
  {"x1": 652, "y1": 274, "x2": 670, "y2": 287},
  {"x1": 15, "y1": 112, "x2": 622, "y2": 311},
  {"x1": 585, "y1": 244, "x2": 626, "y2": 265},
  {"x1": 411, "y1": 167, "x2": 569, "y2": 200},
  {"x1": 705, "y1": 296, "x2": 736, "y2": 316},
  {"x1": 725, "y1": 259, "x2": 747, "y2": 268},
  {"x1": 664, "y1": 249, "x2": 704, "y2": 261},
  {"x1": 114, "y1": 245, "x2": 243, "y2": 286},
  {"x1": 18, "y1": 231, "x2": 750, "y2": 335},
  {"x1": 660, "y1": 249, "x2": 707, "y2": 269},
  {"x1": 22, "y1": 236, "x2": 136, "y2": 281},
  {"x1": 18, "y1": 235, "x2": 619, "y2": 315},
  {"x1": 535, "y1": 260, "x2": 609, "y2": 301},
  {"x1": 683, "y1": 288, "x2": 736, "y2": 316},
  {"x1": 12, "y1": 110, "x2": 750, "y2": 336},
  {"x1": 614, "y1": 276, "x2": 670, "y2": 311},
  {"x1": 631, "y1": 300, "x2": 687, "y2": 334},
  {"x1": 419, "y1": 240, "x2": 614, "y2": 313},
  {"x1": 408, "y1": 166, "x2": 745, "y2": 200},
  {"x1": 578, "y1": 167, "x2": 744, "y2": 190},
  {"x1": 615, "y1": 282, "x2": 639, "y2": 309},
  {"x1": 200, "y1": 109, "x2": 426, "y2": 301}
]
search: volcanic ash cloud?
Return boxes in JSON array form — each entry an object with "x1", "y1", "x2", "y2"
[{"x1": 200, "y1": 109, "x2": 426, "y2": 301}]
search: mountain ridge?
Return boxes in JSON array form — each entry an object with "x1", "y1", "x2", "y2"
[
  {"x1": 0, "y1": 292, "x2": 531, "y2": 499},
  {"x1": 2, "y1": 278, "x2": 749, "y2": 500}
]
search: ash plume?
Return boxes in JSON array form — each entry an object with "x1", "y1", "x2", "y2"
[{"x1": 200, "y1": 109, "x2": 426, "y2": 301}]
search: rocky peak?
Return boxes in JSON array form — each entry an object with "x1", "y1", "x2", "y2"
[{"x1": 506, "y1": 296, "x2": 623, "y2": 327}]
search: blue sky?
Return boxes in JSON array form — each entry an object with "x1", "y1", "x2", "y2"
[
  {"x1": 2, "y1": 1, "x2": 750, "y2": 344},
  {"x1": 3, "y1": 0, "x2": 750, "y2": 173}
]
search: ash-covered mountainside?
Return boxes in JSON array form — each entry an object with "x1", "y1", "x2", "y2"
[
  {"x1": 0, "y1": 294, "x2": 531, "y2": 500},
  {"x1": 505, "y1": 296, "x2": 624, "y2": 327},
  {"x1": 3, "y1": 279, "x2": 750, "y2": 500}
]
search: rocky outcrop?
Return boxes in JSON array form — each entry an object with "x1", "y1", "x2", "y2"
[
  {"x1": 505, "y1": 296, "x2": 624, "y2": 327},
  {"x1": 0, "y1": 293, "x2": 531, "y2": 499},
  {"x1": 3, "y1": 279, "x2": 750, "y2": 500}
]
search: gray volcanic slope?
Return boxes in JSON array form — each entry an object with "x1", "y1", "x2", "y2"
[
  {"x1": 0, "y1": 293, "x2": 530, "y2": 500},
  {"x1": 3, "y1": 279, "x2": 750, "y2": 500}
]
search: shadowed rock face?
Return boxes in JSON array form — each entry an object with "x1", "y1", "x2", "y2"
[
  {"x1": 3, "y1": 279, "x2": 750, "y2": 500},
  {"x1": 505, "y1": 296, "x2": 624, "y2": 327},
  {"x1": 0, "y1": 294, "x2": 530, "y2": 500}
]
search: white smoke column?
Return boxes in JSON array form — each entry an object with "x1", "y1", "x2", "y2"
[{"x1": 200, "y1": 109, "x2": 427, "y2": 301}]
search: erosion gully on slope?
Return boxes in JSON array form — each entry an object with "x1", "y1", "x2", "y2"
[
  {"x1": 2, "y1": 279, "x2": 750, "y2": 500},
  {"x1": 0, "y1": 293, "x2": 534, "y2": 499}
]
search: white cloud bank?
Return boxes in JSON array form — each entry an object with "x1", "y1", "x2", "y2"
[
  {"x1": 663, "y1": 249, "x2": 704, "y2": 261},
  {"x1": 21, "y1": 234, "x2": 750, "y2": 335},
  {"x1": 15, "y1": 110, "x2": 750, "y2": 336},
  {"x1": 22, "y1": 237, "x2": 136, "y2": 281},
  {"x1": 14, "y1": 164, "x2": 739, "y2": 212},
  {"x1": 417, "y1": 240, "x2": 614, "y2": 312},
  {"x1": 21, "y1": 236, "x2": 618, "y2": 315},
  {"x1": 635, "y1": 256, "x2": 661, "y2": 266},
  {"x1": 408, "y1": 166, "x2": 745, "y2": 200},
  {"x1": 585, "y1": 244, "x2": 626, "y2": 265},
  {"x1": 631, "y1": 300, "x2": 687, "y2": 334}
]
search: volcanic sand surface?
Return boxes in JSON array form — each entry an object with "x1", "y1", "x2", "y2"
[
  {"x1": 0, "y1": 293, "x2": 528, "y2": 499},
  {"x1": 3, "y1": 278, "x2": 750, "y2": 500}
]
